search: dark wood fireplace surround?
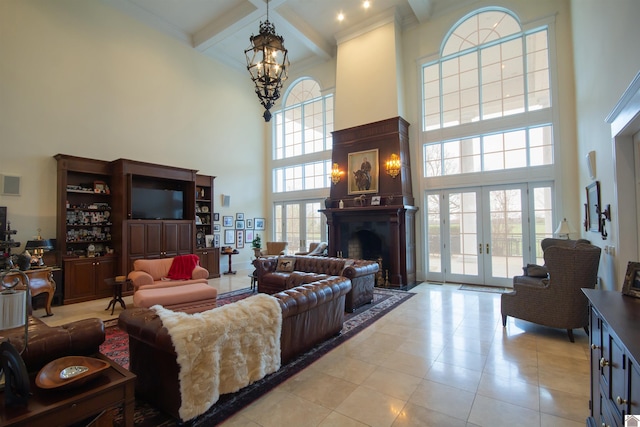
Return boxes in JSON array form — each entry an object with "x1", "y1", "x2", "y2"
[{"x1": 320, "y1": 117, "x2": 417, "y2": 289}]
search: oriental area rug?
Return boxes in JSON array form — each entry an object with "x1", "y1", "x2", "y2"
[{"x1": 101, "y1": 286, "x2": 414, "y2": 427}]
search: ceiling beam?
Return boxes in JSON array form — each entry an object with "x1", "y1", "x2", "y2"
[{"x1": 407, "y1": 0, "x2": 432, "y2": 23}]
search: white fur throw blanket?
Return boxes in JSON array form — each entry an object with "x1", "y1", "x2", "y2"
[{"x1": 152, "y1": 293, "x2": 282, "y2": 421}]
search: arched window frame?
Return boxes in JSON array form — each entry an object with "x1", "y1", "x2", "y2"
[{"x1": 419, "y1": 7, "x2": 560, "y2": 186}]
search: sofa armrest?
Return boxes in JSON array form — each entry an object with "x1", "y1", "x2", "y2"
[
  {"x1": 128, "y1": 270, "x2": 154, "y2": 290},
  {"x1": 192, "y1": 266, "x2": 209, "y2": 280},
  {"x1": 253, "y1": 257, "x2": 278, "y2": 279},
  {"x1": 275, "y1": 277, "x2": 352, "y2": 318},
  {"x1": 342, "y1": 261, "x2": 379, "y2": 279}
]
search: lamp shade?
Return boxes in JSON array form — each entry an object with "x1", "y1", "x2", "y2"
[
  {"x1": 554, "y1": 218, "x2": 572, "y2": 239},
  {"x1": 0, "y1": 290, "x2": 27, "y2": 331}
]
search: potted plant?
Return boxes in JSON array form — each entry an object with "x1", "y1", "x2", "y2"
[{"x1": 251, "y1": 234, "x2": 262, "y2": 258}]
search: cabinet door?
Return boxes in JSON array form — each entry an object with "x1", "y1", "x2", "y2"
[
  {"x1": 163, "y1": 221, "x2": 192, "y2": 257},
  {"x1": 629, "y1": 359, "x2": 640, "y2": 422},
  {"x1": 196, "y1": 249, "x2": 219, "y2": 278},
  {"x1": 590, "y1": 306, "x2": 602, "y2": 422},
  {"x1": 64, "y1": 258, "x2": 96, "y2": 302},
  {"x1": 128, "y1": 223, "x2": 146, "y2": 257},
  {"x1": 145, "y1": 222, "x2": 163, "y2": 257},
  {"x1": 94, "y1": 257, "x2": 117, "y2": 298},
  {"x1": 610, "y1": 335, "x2": 626, "y2": 419}
]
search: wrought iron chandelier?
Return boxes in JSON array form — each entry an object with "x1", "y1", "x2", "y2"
[{"x1": 244, "y1": 1, "x2": 290, "y2": 122}]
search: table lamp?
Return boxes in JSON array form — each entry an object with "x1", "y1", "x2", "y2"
[
  {"x1": 0, "y1": 269, "x2": 31, "y2": 405},
  {"x1": 24, "y1": 239, "x2": 55, "y2": 267},
  {"x1": 554, "y1": 218, "x2": 572, "y2": 239}
]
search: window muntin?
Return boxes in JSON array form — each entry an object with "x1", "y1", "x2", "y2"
[
  {"x1": 423, "y1": 125, "x2": 553, "y2": 177},
  {"x1": 423, "y1": 25, "x2": 551, "y2": 131},
  {"x1": 273, "y1": 160, "x2": 332, "y2": 192}
]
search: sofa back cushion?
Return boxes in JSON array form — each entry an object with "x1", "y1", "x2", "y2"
[
  {"x1": 293, "y1": 256, "x2": 346, "y2": 276},
  {"x1": 133, "y1": 258, "x2": 174, "y2": 281}
]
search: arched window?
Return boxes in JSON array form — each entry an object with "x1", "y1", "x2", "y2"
[
  {"x1": 270, "y1": 78, "x2": 333, "y2": 252},
  {"x1": 422, "y1": 8, "x2": 552, "y2": 176}
]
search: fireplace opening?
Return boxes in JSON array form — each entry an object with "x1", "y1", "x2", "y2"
[{"x1": 340, "y1": 222, "x2": 390, "y2": 277}]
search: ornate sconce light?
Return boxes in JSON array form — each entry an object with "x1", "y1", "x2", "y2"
[
  {"x1": 331, "y1": 163, "x2": 343, "y2": 185},
  {"x1": 385, "y1": 153, "x2": 401, "y2": 178},
  {"x1": 244, "y1": 0, "x2": 290, "y2": 122}
]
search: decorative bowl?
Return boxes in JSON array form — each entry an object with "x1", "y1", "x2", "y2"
[{"x1": 36, "y1": 356, "x2": 110, "y2": 390}]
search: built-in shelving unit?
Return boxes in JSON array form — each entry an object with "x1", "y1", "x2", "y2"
[{"x1": 195, "y1": 174, "x2": 220, "y2": 278}]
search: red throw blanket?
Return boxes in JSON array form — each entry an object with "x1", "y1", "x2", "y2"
[{"x1": 167, "y1": 254, "x2": 200, "y2": 280}]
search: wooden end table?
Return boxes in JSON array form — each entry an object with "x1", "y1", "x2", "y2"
[{"x1": 0, "y1": 353, "x2": 136, "y2": 427}]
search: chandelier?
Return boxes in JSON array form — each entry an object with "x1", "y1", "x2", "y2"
[{"x1": 244, "y1": 1, "x2": 290, "y2": 122}]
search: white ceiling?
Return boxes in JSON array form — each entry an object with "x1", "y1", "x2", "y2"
[{"x1": 99, "y1": 0, "x2": 462, "y2": 71}]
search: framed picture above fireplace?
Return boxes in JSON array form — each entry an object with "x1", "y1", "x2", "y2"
[{"x1": 348, "y1": 148, "x2": 379, "y2": 195}]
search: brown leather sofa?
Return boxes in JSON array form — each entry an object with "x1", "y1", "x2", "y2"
[
  {"x1": 0, "y1": 316, "x2": 105, "y2": 371},
  {"x1": 253, "y1": 255, "x2": 379, "y2": 312},
  {"x1": 118, "y1": 276, "x2": 352, "y2": 420}
]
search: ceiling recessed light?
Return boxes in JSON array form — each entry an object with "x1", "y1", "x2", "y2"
[
  {"x1": 337, "y1": 12, "x2": 344, "y2": 22},
  {"x1": 363, "y1": 1, "x2": 371, "y2": 9}
]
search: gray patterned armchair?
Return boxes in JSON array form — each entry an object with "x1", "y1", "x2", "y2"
[{"x1": 501, "y1": 241, "x2": 601, "y2": 342}]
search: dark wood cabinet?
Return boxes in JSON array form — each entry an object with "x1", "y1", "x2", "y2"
[
  {"x1": 63, "y1": 256, "x2": 116, "y2": 304},
  {"x1": 196, "y1": 248, "x2": 220, "y2": 279},
  {"x1": 584, "y1": 289, "x2": 640, "y2": 427},
  {"x1": 126, "y1": 221, "x2": 192, "y2": 272}
]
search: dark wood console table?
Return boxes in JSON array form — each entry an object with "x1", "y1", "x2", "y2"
[
  {"x1": 583, "y1": 289, "x2": 640, "y2": 427},
  {"x1": 1, "y1": 268, "x2": 56, "y2": 317},
  {"x1": 0, "y1": 353, "x2": 135, "y2": 426}
]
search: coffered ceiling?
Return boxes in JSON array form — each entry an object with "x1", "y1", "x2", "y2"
[{"x1": 100, "y1": 0, "x2": 466, "y2": 71}]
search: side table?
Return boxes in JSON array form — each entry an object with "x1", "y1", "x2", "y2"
[
  {"x1": 0, "y1": 353, "x2": 136, "y2": 427},
  {"x1": 222, "y1": 250, "x2": 239, "y2": 275},
  {"x1": 104, "y1": 277, "x2": 130, "y2": 315}
]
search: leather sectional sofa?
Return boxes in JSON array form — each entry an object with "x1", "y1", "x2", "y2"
[
  {"x1": 253, "y1": 255, "x2": 379, "y2": 312},
  {"x1": 1, "y1": 316, "x2": 105, "y2": 372},
  {"x1": 118, "y1": 276, "x2": 352, "y2": 420}
]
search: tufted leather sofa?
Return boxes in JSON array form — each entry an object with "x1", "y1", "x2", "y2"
[
  {"x1": 118, "y1": 276, "x2": 352, "y2": 420},
  {"x1": 253, "y1": 255, "x2": 379, "y2": 312},
  {"x1": 0, "y1": 316, "x2": 105, "y2": 372}
]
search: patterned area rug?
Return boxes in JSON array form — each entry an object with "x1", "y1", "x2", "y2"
[{"x1": 102, "y1": 286, "x2": 414, "y2": 426}]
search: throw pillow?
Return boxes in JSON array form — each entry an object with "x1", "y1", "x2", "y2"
[
  {"x1": 276, "y1": 256, "x2": 296, "y2": 272},
  {"x1": 524, "y1": 263, "x2": 548, "y2": 277}
]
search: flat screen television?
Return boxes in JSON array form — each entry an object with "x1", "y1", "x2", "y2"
[{"x1": 131, "y1": 187, "x2": 184, "y2": 220}]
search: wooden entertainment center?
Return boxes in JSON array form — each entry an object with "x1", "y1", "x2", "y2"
[{"x1": 55, "y1": 154, "x2": 220, "y2": 304}]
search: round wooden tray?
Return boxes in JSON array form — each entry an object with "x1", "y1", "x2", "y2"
[{"x1": 36, "y1": 356, "x2": 110, "y2": 390}]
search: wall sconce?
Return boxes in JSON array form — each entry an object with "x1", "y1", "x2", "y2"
[
  {"x1": 385, "y1": 154, "x2": 401, "y2": 178},
  {"x1": 331, "y1": 163, "x2": 343, "y2": 185}
]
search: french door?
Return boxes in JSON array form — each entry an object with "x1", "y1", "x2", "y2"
[
  {"x1": 426, "y1": 183, "x2": 554, "y2": 287},
  {"x1": 274, "y1": 200, "x2": 325, "y2": 254}
]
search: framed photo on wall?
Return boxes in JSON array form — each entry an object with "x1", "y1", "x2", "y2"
[
  {"x1": 213, "y1": 224, "x2": 220, "y2": 232},
  {"x1": 348, "y1": 148, "x2": 379, "y2": 195},
  {"x1": 236, "y1": 230, "x2": 245, "y2": 248},
  {"x1": 246, "y1": 218, "x2": 254, "y2": 229},
  {"x1": 245, "y1": 229, "x2": 254, "y2": 243},
  {"x1": 255, "y1": 218, "x2": 265, "y2": 230},
  {"x1": 213, "y1": 213, "x2": 220, "y2": 222},
  {"x1": 224, "y1": 229, "x2": 234, "y2": 244},
  {"x1": 223, "y1": 216, "x2": 233, "y2": 227},
  {"x1": 236, "y1": 213, "x2": 244, "y2": 220},
  {"x1": 235, "y1": 220, "x2": 245, "y2": 230},
  {"x1": 213, "y1": 234, "x2": 220, "y2": 248}
]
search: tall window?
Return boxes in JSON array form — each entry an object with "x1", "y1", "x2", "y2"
[
  {"x1": 421, "y1": 8, "x2": 559, "y2": 284},
  {"x1": 422, "y1": 8, "x2": 553, "y2": 177},
  {"x1": 270, "y1": 78, "x2": 333, "y2": 250}
]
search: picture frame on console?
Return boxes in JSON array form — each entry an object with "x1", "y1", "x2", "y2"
[
  {"x1": 348, "y1": 148, "x2": 379, "y2": 195},
  {"x1": 621, "y1": 261, "x2": 640, "y2": 299}
]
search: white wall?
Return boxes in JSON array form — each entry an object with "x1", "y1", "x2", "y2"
[
  {"x1": 0, "y1": 0, "x2": 266, "y2": 271},
  {"x1": 571, "y1": 0, "x2": 640, "y2": 289}
]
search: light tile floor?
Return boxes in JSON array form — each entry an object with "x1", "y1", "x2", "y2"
[{"x1": 38, "y1": 275, "x2": 591, "y2": 427}]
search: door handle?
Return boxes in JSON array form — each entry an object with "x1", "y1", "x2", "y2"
[
  {"x1": 486, "y1": 243, "x2": 489, "y2": 254},
  {"x1": 478, "y1": 244, "x2": 482, "y2": 254}
]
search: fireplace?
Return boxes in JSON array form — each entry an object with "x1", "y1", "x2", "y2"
[{"x1": 321, "y1": 117, "x2": 417, "y2": 289}]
